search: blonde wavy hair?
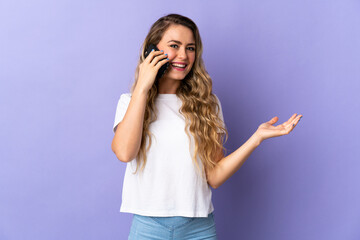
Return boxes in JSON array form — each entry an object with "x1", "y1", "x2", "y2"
[{"x1": 129, "y1": 13, "x2": 228, "y2": 181}]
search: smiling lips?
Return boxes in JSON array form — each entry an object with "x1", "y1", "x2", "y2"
[{"x1": 171, "y1": 62, "x2": 187, "y2": 71}]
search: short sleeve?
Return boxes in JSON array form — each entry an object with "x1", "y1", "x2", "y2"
[
  {"x1": 113, "y1": 93, "x2": 131, "y2": 133},
  {"x1": 214, "y1": 94, "x2": 225, "y2": 133}
]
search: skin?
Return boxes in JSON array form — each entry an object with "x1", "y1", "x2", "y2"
[
  {"x1": 156, "y1": 24, "x2": 196, "y2": 94},
  {"x1": 256, "y1": 115, "x2": 303, "y2": 142},
  {"x1": 207, "y1": 114, "x2": 303, "y2": 189},
  {"x1": 154, "y1": 24, "x2": 303, "y2": 189}
]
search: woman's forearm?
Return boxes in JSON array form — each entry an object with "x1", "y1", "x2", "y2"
[{"x1": 209, "y1": 132, "x2": 262, "y2": 189}]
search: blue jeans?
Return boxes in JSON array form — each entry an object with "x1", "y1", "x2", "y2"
[{"x1": 128, "y1": 212, "x2": 217, "y2": 240}]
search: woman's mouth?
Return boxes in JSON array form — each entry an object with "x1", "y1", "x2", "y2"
[{"x1": 171, "y1": 63, "x2": 187, "y2": 71}]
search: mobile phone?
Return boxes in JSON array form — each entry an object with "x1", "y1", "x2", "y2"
[{"x1": 144, "y1": 44, "x2": 169, "y2": 81}]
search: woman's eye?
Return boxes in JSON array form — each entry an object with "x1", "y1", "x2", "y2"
[{"x1": 170, "y1": 45, "x2": 195, "y2": 51}]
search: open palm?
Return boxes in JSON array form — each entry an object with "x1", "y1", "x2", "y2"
[{"x1": 255, "y1": 113, "x2": 303, "y2": 142}]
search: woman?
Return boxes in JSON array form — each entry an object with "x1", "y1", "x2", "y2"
[{"x1": 111, "y1": 13, "x2": 302, "y2": 240}]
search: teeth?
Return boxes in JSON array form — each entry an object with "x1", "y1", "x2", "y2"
[{"x1": 171, "y1": 63, "x2": 186, "y2": 68}]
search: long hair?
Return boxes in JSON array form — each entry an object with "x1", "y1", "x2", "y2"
[{"x1": 129, "y1": 13, "x2": 228, "y2": 181}]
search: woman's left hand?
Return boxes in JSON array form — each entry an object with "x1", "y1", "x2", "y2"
[{"x1": 254, "y1": 113, "x2": 303, "y2": 143}]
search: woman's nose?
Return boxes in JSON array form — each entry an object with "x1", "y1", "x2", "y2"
[{"x1": 177, "y1": 47, "x2": 188, "y2": 59}]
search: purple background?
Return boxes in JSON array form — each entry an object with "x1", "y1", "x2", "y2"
[{"x1": 1, "y1": 0, "x2": 359, "y2": 239}]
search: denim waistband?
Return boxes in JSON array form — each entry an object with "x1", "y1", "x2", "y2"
[{"x1": 134, "y1": 212, "x2": 214, "y2": 229}]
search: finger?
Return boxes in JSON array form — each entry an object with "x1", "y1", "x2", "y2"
[
  {"x1": 151, "y1": 52, "x2": 167, "y2": 66},
  {"x1": 281, "y1": 116, "x2": 297, "y2": 133},
  {"x1": 281, "y1": 114, "x2": 298, "y2": 128},
  {"x1": 146, "y1": 50, "x2": 163, "y2": 63},
  {"x1": 155, "y1": 57, "x2": 170, "y2": 68},
  {"x1": 286, "y1": 113, "x2": 298, "y2": 124},
  {"x1": 291, "y1": 115, "x2": 303, "y2": 127},
  {"x1": 285, "y1": 119, "x2": 298, "y2": 134},
  {"x1": 153, "y1": 53, "x2": 169, "y2": 67},
  {"x1": 268, "y1": 116, "x2": 278, "y2": 125},
  {"x1": 144, "y1": 49, "x2": 155, "y2": 62}
]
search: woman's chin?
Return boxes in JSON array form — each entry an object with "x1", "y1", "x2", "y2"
[{"x1": 163, "y1": 72, "x2": 187, "y2": 81}]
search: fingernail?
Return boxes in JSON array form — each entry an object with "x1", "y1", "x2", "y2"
[
  {"x1": 161, "y1": 50, "x2": 163, "y2": 52},
  {"x1": 151, "y1": 49, "x2": 154, "y2": 52},
  {"x1": 165, "y1": 53, "x2": 167, "y2": 56}
]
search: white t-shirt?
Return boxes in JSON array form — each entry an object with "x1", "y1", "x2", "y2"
[{"x1": 112, "y1": 93, "x2": 225, "y2": 217}]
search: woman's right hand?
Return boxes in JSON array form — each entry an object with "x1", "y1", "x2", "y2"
[{"x1": 136, "y1": 50, "x2": 169, "y2": 93}]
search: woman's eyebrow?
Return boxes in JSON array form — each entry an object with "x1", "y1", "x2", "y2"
[{"x1": 167, "y1": 40, "x2": 195, "y2": 46}]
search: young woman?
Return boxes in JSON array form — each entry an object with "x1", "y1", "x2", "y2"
[{"x1": 111, "y1": 13, "x2": 302, "y2": 240}]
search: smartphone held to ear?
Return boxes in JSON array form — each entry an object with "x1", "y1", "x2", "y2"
[{"x1": 144, "y1": 44, "x2": 169, "y2": 81}]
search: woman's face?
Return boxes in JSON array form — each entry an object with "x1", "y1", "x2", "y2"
[{"x1": 156, "y1": 24, "x2": 196, "y2": 81}]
